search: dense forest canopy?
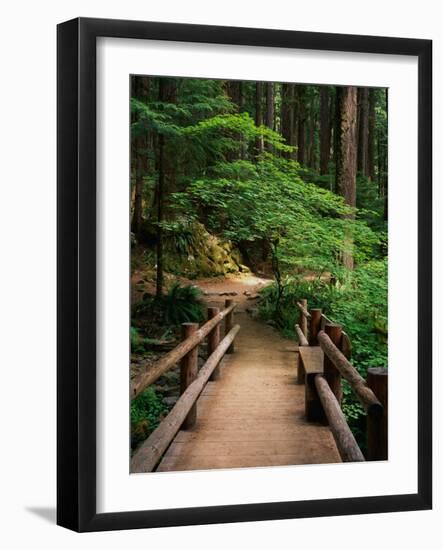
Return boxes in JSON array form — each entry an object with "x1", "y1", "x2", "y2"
[{"x1": 130, "y1": 76, "x2": 388, "y2": 446}]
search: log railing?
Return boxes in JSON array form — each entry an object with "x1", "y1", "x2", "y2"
[
  {"x1": 131, "y1": 299, "x2": 236, "y2": 398},
  {"x1": 131, "y1": 299, "x2": 239, "y2": 472},
  {"x1": 295, "y1": 299, "x2": 388, "y2": 462}
]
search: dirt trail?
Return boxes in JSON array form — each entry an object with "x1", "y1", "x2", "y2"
[
  {"x1": 156, "y1": 311, "x2": 341, "y2": 472},
  {"x1": 194, "y1": 273, "x2": 273, "y2": 311}
]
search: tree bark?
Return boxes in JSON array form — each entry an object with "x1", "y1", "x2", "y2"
[
  {"x1": 297, "y1": 86, "x2": 306, "y2": 165},
  {"x1": 255, "y1": 81, "x2": 264, "y2": 154},
  {"x1": 357, "y1": 88, "x2": 369, "y2": 175},
  {"x1": 265, "y1": 82, "x2": 274, "y2": 151},
  {"x1": 281, "y1": 83, "x2": 296, "y2": 159},
  {"x1": 319, "y1": 87, "x2": 331, "y2": 174},
  {"x1": 131, "y1": 76, "x2": 151, "y2": 235},
  {"x1": 156, "y1": 78, "x2": 177, "y2": 297},
  {"x1": 335, "y1": 86, "x2": 358, "y2": 270},
  {"x1": 367, "y1": 88, "x2": 376, "y2": 181}
]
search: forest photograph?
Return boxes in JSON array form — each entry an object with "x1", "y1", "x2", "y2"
[{"x1": 129, "y1": 75, "x2": 388, "y2": 474}]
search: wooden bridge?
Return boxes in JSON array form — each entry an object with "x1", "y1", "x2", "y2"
[{"x1": 131, "y1": 298, "x2": 388, "y2": 473}]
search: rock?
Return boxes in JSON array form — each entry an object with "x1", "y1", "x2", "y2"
[
  {"x1": 247, "y1": 294, "x2": 259, "y2": 300},
  {"x1": 219, "y1": 291, "x2": 238, "y2": 296},
  {"x1": 244, "y1": 291, "x2": 252, "y2": 296}
]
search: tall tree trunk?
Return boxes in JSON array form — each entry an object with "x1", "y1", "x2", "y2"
[
  {"x1": 156, "y1": 78, "x2": 177, "y2": 297},
  {"x1": 308, "y1": 113, "x2": 317, "y2": 168},
  {"x1": 265, "y1": 82, "x2": 274, "y2": 151},
  {"x1": 383, "y1": 89, "x2": 388, "y2": 221},
  {"x1": 281, "y1": 83, "x2": 296, "y2": 158},
  {"x1": 156, "y1": 133, "x2": 165, "y2": 297},
  {"x1": 227, "y1": 80, "x2": 243, "y2": 110},
  {"x1": 255, "y1": 81, "x2": 264, "y2": 154},
  {"x1": 281, "y1": 83, "x2": 291, "y2": 148},
  {"x1": 297, "y1": 87, "x2": 306, "y2": 165},
  {"x1": 290, "y1": 85, "x2": 298, "y2": 159},
  {"x1": 367, "y1": 88, "x2": 376, "y2": 181},
  {"x1": 336, "y1": 86, "x2": 358, "y2": 270},
  {"x1": 131, "y1": 76, "x2": 151, "y2": 236},
  {"x1": 357, "y1": 87, "x2": 369, "y2": 175},
  {"x1": 319, "y1": 87, "x2": 331, "y2": 174}
]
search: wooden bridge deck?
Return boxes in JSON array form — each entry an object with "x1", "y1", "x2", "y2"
[{"x1": 156, "y1": 312, "x2": 341, "y2": 472}]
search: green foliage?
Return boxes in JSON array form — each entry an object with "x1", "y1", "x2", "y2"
[
  {"x1": 163, "y1": 283, "x2": 205, "y2": 325},
  {"x1": 131, "y1": 387, "x2": 169, "y2": 448},
  {"x1": 173, "y1": 155, "x2": 382, "y2": 283},
  {"x1": 133, "y1": 283, "x2": 205, "y2": 330},
  {"x1": 130, "y1": 326, "x2": 145, "y2": 353}
]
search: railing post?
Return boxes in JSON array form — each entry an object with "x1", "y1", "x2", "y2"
[
  {"x1": 207, "y1": 307, "x2": 221, "y2": 380},
  {"x1": 309, "y1": 308, "x2": 322, "y2": 346},
  {"x1": 367, "y1": 367, "x2": 388, "y2": 460},
  {"x1": 225, "y1": 299, "x2": 235, "y2": 354},
  {"x1": 299, "y1": 298, "x2": 308, "y2": 337},
  {"x1": 180, "y1": 322, "x2": 199, "y2": 429},
  {"x1": 323, "y1": 323, "x2": 343, "y2": 405}
]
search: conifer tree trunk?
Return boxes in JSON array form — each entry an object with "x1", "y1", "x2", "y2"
[
  {"x1": 131, "y1": 76, "x2": 151, "y2": 236},
  {"x1": 255, "y1": 81, "x2": 264, "y2": 154},
  {"x1": 297, "y1": 87, "x2": 306, "y2": 165},
  {"x1": 319, "y1": 87, "x2": 331, "y2": 174},
  {"x1": 290, "y1": 85, "x2": 298, "y2": 159},
  {"x1": 266, "y1": 82, "x2": 274, "y2": 129},
  {"x1": 367, "y1": 88, "x2": 376, "y2": 181},
  {"x1": 265, "y1": 82, "x2": 274, "y2": 151},
  {"x1": 281, "y1": 83, "x2": 295, "y2": 158},
  {"x1": 335, "y1": 86, "x2": 358, "y2": 270},
  {"x1": 156, "y1": 78, "x2": 177, "y2": 297},
  {"x1": 357, "y1": 88, "x2": 369, "y2": 175}
]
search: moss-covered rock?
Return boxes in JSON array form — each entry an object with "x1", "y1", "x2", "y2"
[{"x1": 161, "y1": 222, "x2": 247, "y2": 278}]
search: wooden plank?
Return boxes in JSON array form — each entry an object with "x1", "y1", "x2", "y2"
[{"x1": 298, "y1": 346, "x2": 324, "y2": 374}]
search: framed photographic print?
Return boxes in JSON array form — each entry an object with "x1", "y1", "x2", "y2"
[{"x1": 57, "y1": 17, "x2": 432, "y2": 532}]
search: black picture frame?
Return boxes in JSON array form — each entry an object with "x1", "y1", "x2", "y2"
[{"x1": 57, "y1": 17, "x2": 432, "y2": 532}]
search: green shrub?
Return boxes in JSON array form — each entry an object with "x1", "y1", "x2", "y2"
[
  {"x1": 163, "y1": 282, "x2": 205, "y2": 325},
  {"x1": 130, "y1": 326, "x2": 145, "y2": 353},
  {"x1": 131, "y1": 387, "x2": 169, "y2": 449}
]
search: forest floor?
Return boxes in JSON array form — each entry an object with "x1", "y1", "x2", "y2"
[{"x1": 192, "y1": 272, "x2": 273, "y2": 310}]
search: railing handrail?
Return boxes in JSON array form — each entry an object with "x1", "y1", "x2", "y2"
[
  {"x1": 295, "y1": 323, "x2": 309, "y2": 347},
  {"x1": 131, "y1": 301, "x2": 236, "y2": 399},
  {"x1": 314, "y1": 374, "x2": 365, "y2": 462},
  {"x1": 317, "y1": 329, "x2": 382, "y2": 415},
  {"x1": 131, "y1": 324, "x2": 240, "y2": 472},
  {"x1": 296, "y1": 301, "x2": 312, "y2": 320}
]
